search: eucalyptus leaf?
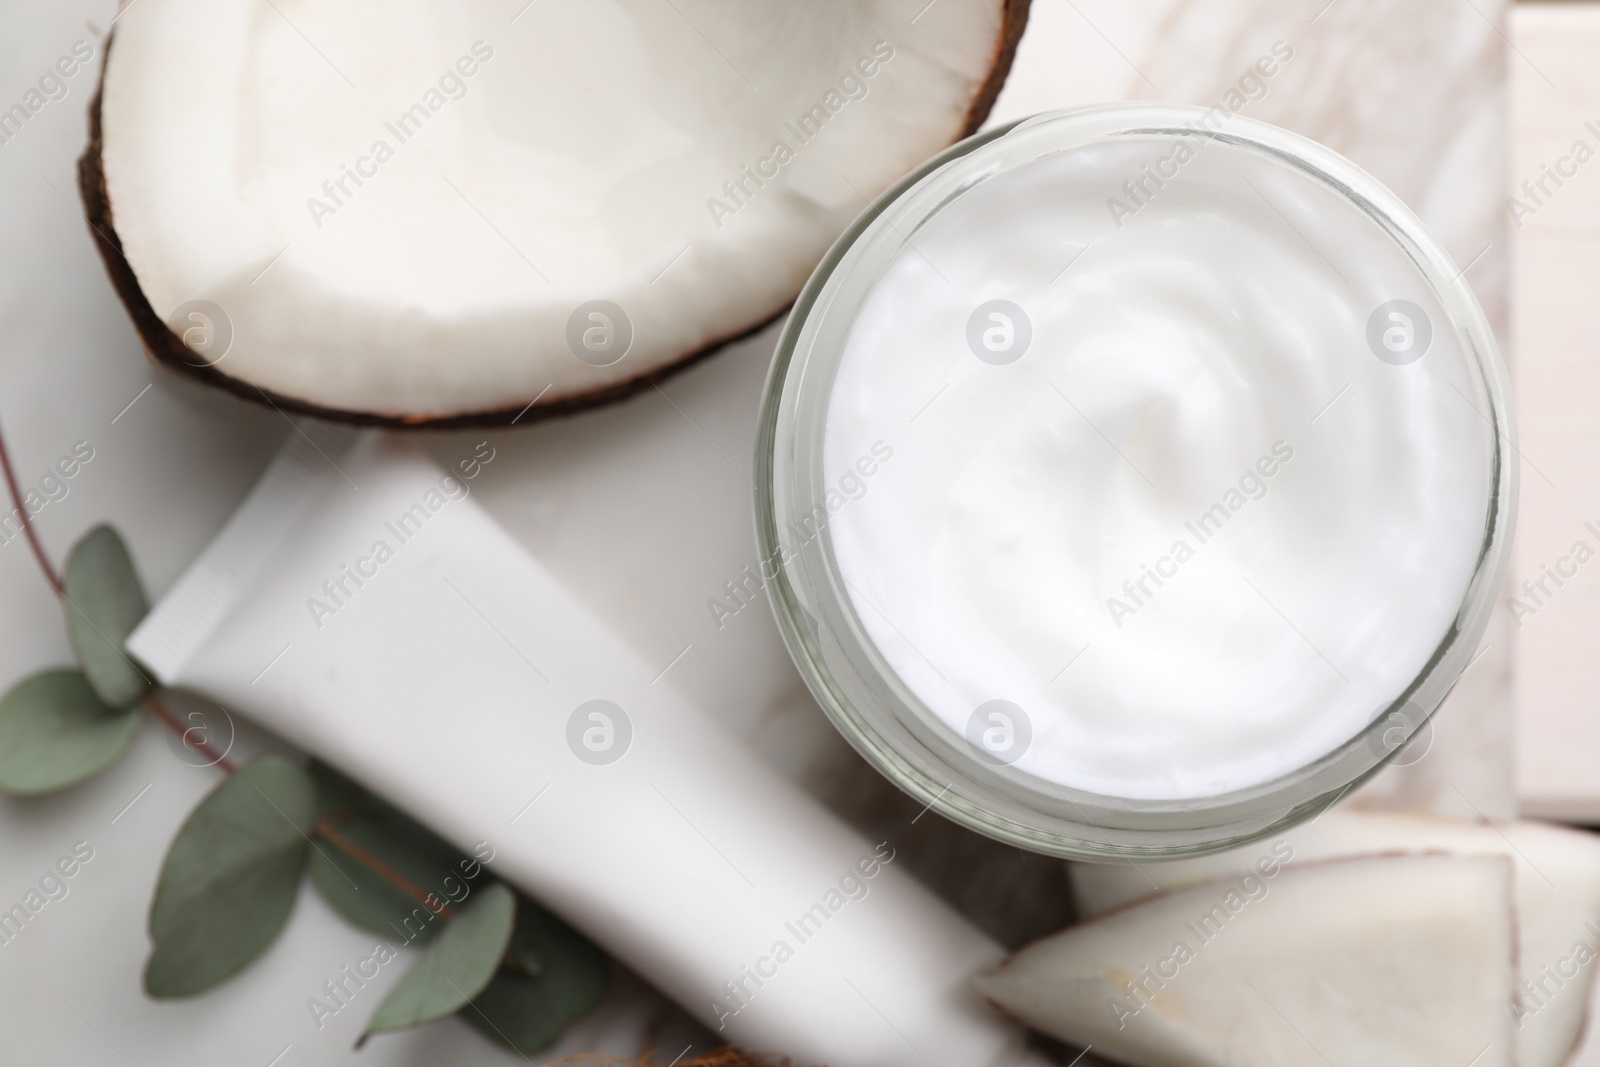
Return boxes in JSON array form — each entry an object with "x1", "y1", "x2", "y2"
[
  {"x1": 64, "y1": 525, "x2": 152, "y2": 707},
  {"x1": 307, "y1": 761, "x2": 487, "y2": 945},
  {"x1": 362, "y1": 881, "x2": 516, "y2": 1041},
  {"x1": 145, "y1": 756, "x2": 315, "y2": 997},
  {"x1": 0, "y1": 669, "x2": 140, "y2": 795},
  {"x1": 462, "y1": 894, "x2": 608, "y2": 1054}
]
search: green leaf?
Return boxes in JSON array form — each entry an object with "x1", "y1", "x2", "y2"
[
  {"x1": 0, "y1": 669, "x2": 140, "y2": 795},
  {"x1": 462, "y1": 894, "x2": 608, "y2": 1054},
  {"x1": 64, "y1": 525, "x2": 152, "y2": 707},
  {"x1": 362, "y1": 881, "x2": 516, "y2": 1041},
  {"x1": 145, "y1": 756, "x2": 315, "y2": 998},
  {"x1": 307, "y1": 761, "x2": 487, "y2": 944}
]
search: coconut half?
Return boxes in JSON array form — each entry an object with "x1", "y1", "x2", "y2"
[{"x1": 80, "y1": 0, "x2": 1028, "y2": 426}]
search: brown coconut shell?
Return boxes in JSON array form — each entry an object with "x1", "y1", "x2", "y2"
[{"x1": 76, "y1": 1, "x2": 1031, "y2": 429}]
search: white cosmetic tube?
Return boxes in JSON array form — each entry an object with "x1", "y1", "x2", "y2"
[{"x1": 127, "y1": 430, "x2": 1043, "y2": 1067}]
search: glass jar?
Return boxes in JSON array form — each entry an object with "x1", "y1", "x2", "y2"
[{"x1": 755, "y1": 104, "x2": 1515, "y2": 860}]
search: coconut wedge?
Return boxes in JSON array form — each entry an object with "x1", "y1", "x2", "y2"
[
  {"x1": 982, "y1": 854, "x2": 1516, "y2": 1067},
  {"x1": 1072, "y1": 809, "x2": 1600, "y2": 1067},
  {"x1": 80, "y1": 0, "x2": 1029, "y2": 426}
]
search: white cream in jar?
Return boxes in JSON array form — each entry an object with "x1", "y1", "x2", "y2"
[{"x1": 822, "y1": 133, "x2": 1494, "y2": 801}]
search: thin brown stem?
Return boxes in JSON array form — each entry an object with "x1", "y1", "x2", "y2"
[
  {"x1": 0, "y1": 415, "x2": 63, "y2": 593},
  {"x1": 314, "y1": 815, "x2": 457, "y2": 920},
  {"x1": 545, "y1": 1050, "x2": 798, "y2": 1067},
  {"x1": 143, "y1": 691, "x2": 237, "y2": 775}
]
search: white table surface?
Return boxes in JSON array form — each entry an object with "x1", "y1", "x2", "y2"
[{"x1": 0, "y1": 0, "x2": 1543, "y2": 1064}]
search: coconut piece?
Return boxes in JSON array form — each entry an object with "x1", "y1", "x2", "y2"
[
  {"x1": 80, "y1": 0, "x2": 1029, "y2": 426},
  {"x1": 982, "y1": 854, "x2": 1516, "y2": 1067},
  {"x1": 1072, "y1": 809, "x2": 1600, "y2": 1067}
]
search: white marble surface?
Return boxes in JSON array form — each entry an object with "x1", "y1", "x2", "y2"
[{"x1": 0, "y1": 1, "x2": 1516, "y2": 1064}]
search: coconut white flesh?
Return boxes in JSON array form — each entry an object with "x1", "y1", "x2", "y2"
[
  {"x1": 983, "y1": 855, "x2": 1516, "y2": 1067},
  {"x1": 99, "y1": 0, "x2": 1009, "y2": 418},
  {"x1": 1072, "y1": 809, "x2": 1600, "y2": 1067}
]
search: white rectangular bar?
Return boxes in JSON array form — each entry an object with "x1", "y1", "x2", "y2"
[{"x1": 1509, "y1": 2, "x2": 1600, "y2": 825}]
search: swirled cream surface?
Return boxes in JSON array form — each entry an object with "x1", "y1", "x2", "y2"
[{"x1": 823, "y1": 135, "x2": 1492, "y2": 800}]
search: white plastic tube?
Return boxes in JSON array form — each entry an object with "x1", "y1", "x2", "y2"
[{"x1": 127, "y1": 430, "x2": 1042, "y2": 1067}]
